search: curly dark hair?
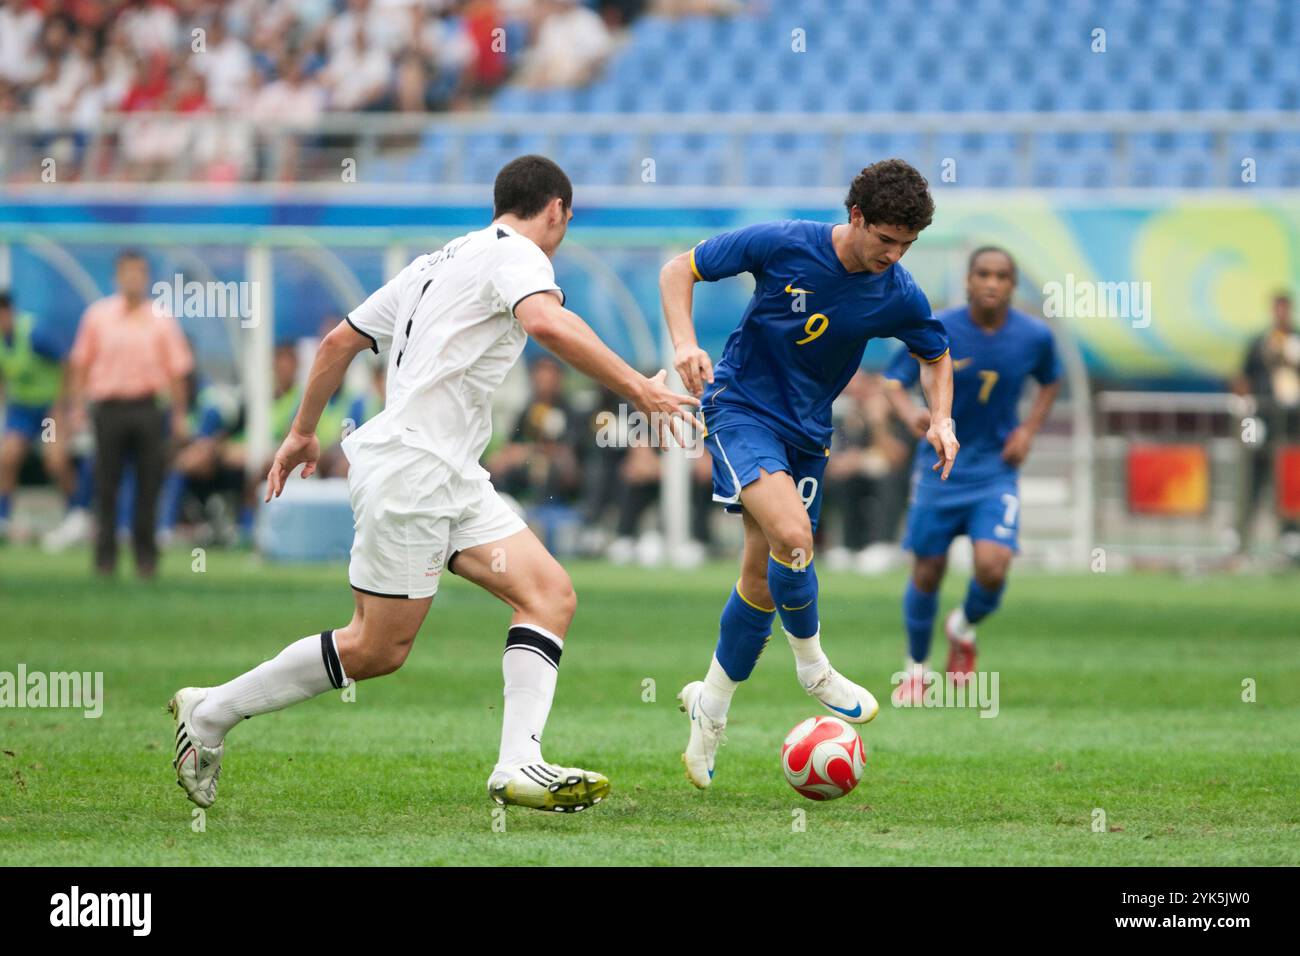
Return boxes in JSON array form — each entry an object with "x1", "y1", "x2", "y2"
[{"x1": 844, "y1": 159, "x2": 935, "y2": 232}]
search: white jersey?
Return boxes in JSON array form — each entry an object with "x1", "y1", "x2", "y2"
[{"x1": 341, "y1": 222, "x2": 563, "y2": 478}]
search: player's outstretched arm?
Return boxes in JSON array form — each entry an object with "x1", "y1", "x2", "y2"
[
  {"x1": 918, "y1": 351, "x2": 960, "y2": 480},
  {"x1": 1002, "y1": 379, "x2": 1062, "y2": 466},
  {"x1": 515, "y1": 291, "x2": 702, "y2": 441},
  {"x1": 659, "y1": 252, "x2": 713, "y2": 397},
  {"x1": 264, "y1": 320, "x2": 372, "y2": 501},
  {"x1": 883, "y1": 377, "x2": 932, "y2": 438}
]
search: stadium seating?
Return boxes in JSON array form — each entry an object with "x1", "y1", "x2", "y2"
[{"x1": 478, "y1": 0, "x2": 1299, "y2": 189}]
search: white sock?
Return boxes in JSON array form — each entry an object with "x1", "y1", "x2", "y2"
[
  {"x1": 949, "y1": 607, "x2": 976, "y2": 643},
  {"x1": 497, "y1": 623, "x2": 563, "y2": 770},
  {"x1": 700, "y1": 655, "x2": 738, "y2": 722},
  {"x1": 786, "y1": 627, "x2": 830, "y2": 685},
  {"x1": 191, "y1": 631, "x2": 346, "y2": 745},
  {"x1": 905, "y1": 657, "x2": 927, "y2": 675}
]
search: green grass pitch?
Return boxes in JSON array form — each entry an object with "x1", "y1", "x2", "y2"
[{"x1": 1, "y1": 546, "x2": 1297, "y2": 866}]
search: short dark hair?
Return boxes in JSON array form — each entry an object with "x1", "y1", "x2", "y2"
[
  {"x1": 844, "y1": 158, "x2": 935, "y2": 233},
  {"x1": 116, "y1": 248, "x2": 148, "y2": 267},
  {"x1": 1273, "y1": 290, "x2": 1292, "y2": 305},
  {"x1": 493, "y1": 155, "x2": 572, "y2": 220},
  {"x1": 0, "y1": 289, "x2": 11, "y2": 310},
  {"x1": 968, "y1": 245, "x2": 1017, "y2": 279}
]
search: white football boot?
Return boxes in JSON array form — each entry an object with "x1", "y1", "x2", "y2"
[
  {"x1": 677, "y1": 680, "x2": 726, "y2": 789},
  {"x1": 487, "y1": 763, "x2": 610, "y2": 812},
  {"x1": 168, "y1": 687, "x2": 224, "y2": 808},
  {"x1": 801, "y1": 666, "x2": 880, "y2": 724}
]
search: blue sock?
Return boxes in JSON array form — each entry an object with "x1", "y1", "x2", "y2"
[
  {"x1": 767, "y1": 553, "x2": 819, "y2": 639},
  {"x1": 963, "y1": 579, "x2": 1004, "y2": 624},
  {"x1": 0, "y1": 494, "x2": 10, "y2": 522},
  {"x1": 714, "y1": 584, "x2": 775, "y2": 681},
  {"x1": 159, "y1": 470, "x2": 184, "y2": 531},
  {"x1": 903, "y1": 580, "x2": 939, "y2": 663},
  {"x1": 70, "y1": 457, "x2": 94, "y2": 509}
]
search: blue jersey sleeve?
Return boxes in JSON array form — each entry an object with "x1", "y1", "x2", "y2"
[
  {"x1": 883, "y1": 345, "x2": 920, "y2": 388},
  {"x1": 690, "y1": 222, "x2": 786, "y2": 282},
  {"x1": 892, "y1": 283, "x2": 949, "y2": 363},
  {"x1": 1033, "y1": 327, "x2": 1063, "y2": 385}
]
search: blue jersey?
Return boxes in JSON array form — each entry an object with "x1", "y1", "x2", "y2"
[
  {"x1": 692, "y1": 220, "x2": 948, "y2": 454},
  {"x1": 885, "y1": 305, "x2": 1061, "y2": 488}
]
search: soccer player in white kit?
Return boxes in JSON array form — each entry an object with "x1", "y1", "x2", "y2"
[{"x1": 168, "y1": 157, "x2": 698, "y2": 813}]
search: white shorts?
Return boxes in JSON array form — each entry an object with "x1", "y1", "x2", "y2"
[{"x1": 345, "y1": 439, "x2": 526, "y2": 600}]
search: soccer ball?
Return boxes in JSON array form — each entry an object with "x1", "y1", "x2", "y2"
[{"x1": 781, "y1": 715, "x2": 866, "y2": 801}]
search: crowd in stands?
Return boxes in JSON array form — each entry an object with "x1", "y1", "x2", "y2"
[{"x1": 0, "y1": 0, "x2": 652, "y2": 180}]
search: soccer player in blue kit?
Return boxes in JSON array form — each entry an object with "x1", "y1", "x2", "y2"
[
  {"x1": 884, "y1": 246, "x2": 1062, "y2": 704},
  {"x1": 659, "y1": 159, "x2": 960, "y2": 788}
]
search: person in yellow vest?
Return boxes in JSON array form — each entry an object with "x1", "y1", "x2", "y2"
[{"x1": 0, "y1": 290, "x2": 81, "y2": 542}]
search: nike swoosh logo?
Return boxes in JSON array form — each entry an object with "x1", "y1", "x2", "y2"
[
  {"x1": 530, "y1": 734, "x2": 541, "y2": 744},
  {"x1": 827, "y1": 701, "x2": 863, "y2": 719},
  {"x1": 781, "y1": 599, "x2": 814, "y2": 611},
  {"x1": 785, "y1": 283, "x2": 813, "y2": 294}
]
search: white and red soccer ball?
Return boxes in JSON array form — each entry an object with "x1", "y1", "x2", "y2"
[{"x1": 781, "y1": 715, "x2": 867, "y2": 800}]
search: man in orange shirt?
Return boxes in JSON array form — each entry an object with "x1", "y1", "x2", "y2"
[{"x1": 66, "y1": 250, "x2": 193, "y2": 577}]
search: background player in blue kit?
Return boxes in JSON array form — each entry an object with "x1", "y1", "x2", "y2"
[
  {"x1": 884, "y1": 247, "x2": 1062, "y2": 704},
  {"x1": 659, "y1": 159, "x2": 960, "y2": 788}
]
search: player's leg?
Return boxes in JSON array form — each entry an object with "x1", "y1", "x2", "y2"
[
  {"x1": 678, "y1": 509, "x2": 774, "y2": 787},
  {"x1": 894, "y1": 552, "x2": 948, "y2": 706},
  {"x1": 39, "y1": 420, "x2": 76, "y2": 500},
  {"x1": 892, "y1": 484, "x2": 965, "y2": 705},
  {"x1": 0, "y1": 427, "x2": 30, "y2": 538},
  {"x1": 742, "y1": 465, "x2": 879, "y2": 723},
  {"x1": 449, "y1": 526, "x2": 609, "y2": 812},
  {"x1": 170, "y1": 445, "x2": 442, "y2": 808},
  {"x1": 170, "y1": 587, "x2": 429, "y2": 808},
  {"x1": 946, "y1": 540, "x2": 1013, "y2": 683},
  {"x1": 945, "y1": 487, "x2": 1019, "y2": 683},
  {"x1": 170, "y1": 587, "x2": 431, "y2": 808}
]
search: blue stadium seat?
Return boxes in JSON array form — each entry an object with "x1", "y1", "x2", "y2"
[{"x1": 483, "y1": 3, "x2": 1293, "y2": 188}]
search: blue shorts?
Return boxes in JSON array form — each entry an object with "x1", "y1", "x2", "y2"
[
  {"x1": 4, "y1": 402, "x2": 51, "y2": 441},
  {"x1": 903, "y1": 476, "x2": 1021, "y2": 557},
  {"x1": 703, "y1": 419, "x2": 828, "y2": 531}
]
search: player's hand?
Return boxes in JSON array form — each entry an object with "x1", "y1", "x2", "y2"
[
  {"x1": 927, "y1": 416, "x2": 959, "y2": 480},
  {"x1": 636, "y1": 369, "x2": 703, "y2": 449},
  {"x1": 264, "y1": 428, "x2": 320, "y2": 502},
  {"x1": 673, "y1": 342, "x2": 714, "y2": 397},
  {"x1": 1001, "y1": 425, "x2": 1034, "y2": 466},
  {"x1": 905, "y1": 406, "x2": 932, "y2": 439}
]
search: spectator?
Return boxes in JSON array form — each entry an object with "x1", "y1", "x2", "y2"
[
  {"x1": 325, "y1": 0, "x2": 403, "y2": 57},
  {"x1": 823, "y1": 371, "x2": 913, "y2": 573},
  {"x1": 323, "y1": 23, "x2": 392, "y2": 110},
  {"x1": 0, "y1": 0, "x2": 45, "y2": 88},
  {"x1": 515, "y1": 0, "x2": 612, "y2": 90},
  {"x1": 488, "y1": 355, "x2": 583, "y2": 505},
  {"x1": 119, "y1": 0, "x2": 180, "y2": 58},
  {"x1": 1234, "y1": 291, "x2": 1300, "y2": 558},
  {"x1": 190, "y1": 14, "x2": 253, "y2": 110},
  {"x1": 65, "y1": 249, "x2": 194, "y2": 578},
  {"x1": 0, "y1": 290, "x2": 82, "y2": 543}
]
